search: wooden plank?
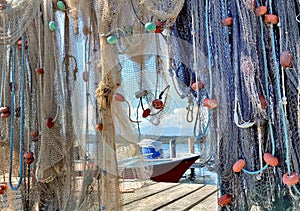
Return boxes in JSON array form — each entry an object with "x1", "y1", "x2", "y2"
[
  {"x1": 123, "y1": 183, "x2": 204, "y2": 211},
  {"x1": 190, "y1": 190, "x2": 218, "y2": 211},
  {"x1": 158, "y1": 185, "x2": 218, "y2": 211},
  {"x1": 123, "y1": 182, "x2": 180, "y2": 205}
]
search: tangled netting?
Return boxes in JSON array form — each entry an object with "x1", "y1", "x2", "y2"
[
  {"x1": 0, "y1": 0, "x2": 299, "y2": 210},
  {"x1": 172, "y1": 0, "x2": 300, "y2": 210}
]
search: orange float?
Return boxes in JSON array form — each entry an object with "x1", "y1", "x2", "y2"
[
  {"x1": 191, "y1": 81, "x2": 205, "y2": 91},
  {"x1": 280, "y1": 50, "x2": 293, "y2": 68},
  {"x1": 218, "y1": 194, "x2": 232, "y2": 207},
  {"x1": 232, "y1": 159, "x2": 246, "y2": 173},
  {"x1": 96, "y1": 123, "x2": 104, "y2": 131},
  {"x1": 152, "y1": 99, "x2": 164, "y2": 110},
  {"x1": 263, "y1": 153, "x2": 279, "y2": 167},
  {"x1": 203, "y1": 98, "x2": 218, "y2": 109},
  {"x1": 255, "y1": 6, "x2": 267, "y2": 16},
  {"x1": 282, "y1": 172, "x2": 299, "y2": 185},
  {"x1": 221, "y1": 17, "x2": 233, "y2": 26},
  {"x1": 264, "y1": 14, "x2": 279, "y2": 24}
]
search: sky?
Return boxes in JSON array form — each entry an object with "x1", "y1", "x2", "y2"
[{"x1": 139, "y1": 107, "x2": 196, "y2": 136}]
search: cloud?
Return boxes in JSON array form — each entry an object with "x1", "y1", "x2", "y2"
[{"x1": 139, "y1": 107, "x2": 198, "y2": 136}]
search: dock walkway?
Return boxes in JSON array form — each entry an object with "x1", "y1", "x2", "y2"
[{"x1": 122, "y1": 182, "x2": 218, "y2": 211}]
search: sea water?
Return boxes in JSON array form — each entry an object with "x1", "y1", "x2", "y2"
[{"x1": 162, "y1": 143, "x2": 218, "y2": 185}]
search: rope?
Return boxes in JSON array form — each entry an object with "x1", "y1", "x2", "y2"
[
  {"x1": 38, "y1": 9, "x2": 43, "y2": 68},
  {"x1": 0, "y1": 41, "x2": 6, "y2": 108},
  {"x1": 205, "y1": 0, "x2": 212, "y2": 99},
  {"x1": 268, "y1": 0, "x2": 291, "y2": 174},
  {"x1": 124, "y1": 99, "x2": 141, "y2": 123},
  {"x1": 191, "y1": 0, "x2": 211, "y2": 140},
  {"x1": 101, "y1": 27, "x2": 144, "y2": 49},
  {"x1": 167, "y1": 34, "x2": 185, "y2": 99},
  {"x1": 233, "y1": 100, "x2": 255, "y2": 128},
  {"x1": 84, "y1": 34, "x2": 90, "y2": 161},
  {"x1": 186, "y1": 97, "x2": 194, "y2": 123},
  {"x1": 130, "y1": 0, "x2": 145, "y2": 25},
  {"x1": 268, "y1": 0, "x2": 300, "y2": 195},
  {"x1": 149, "y1": 85, "x2": 170, "y2": 117},
  {"x1": 9, "y1": 34, "x2": 25, "y2": 190},
  {"x1": 239, "y1": 0, "x2": 277, "y2": 175},
  {"x1": 258, "y1": 6, "x2": 276, "y2": 155}
]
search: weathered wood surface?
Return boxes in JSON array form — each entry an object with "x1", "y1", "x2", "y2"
[
  {"x1": 122, "y1": 182, "x2": 218, "y2": 211},
  {"x1": 191, "y1": 192, "x2": 218, "y2": 211}
]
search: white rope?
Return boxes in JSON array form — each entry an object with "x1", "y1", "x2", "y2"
[
  {"x1": 38, "y1": 9, "x2": 43, "y2": 68},
  {"x1": 234, "y1": 99, "x2": 255, "y2": 129}
]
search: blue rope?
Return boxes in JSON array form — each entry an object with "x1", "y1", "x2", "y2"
[
  {"x1": 9, "y1": 34, "x2": 25, "y2": 190},
  {"x1": 242, "y1": 164, "x2": 268, "y2": 175},
  {"x1": 240, "y1": 0, "x2": 277, "y2": 176},
  {"x1": 268, "y1": 1, "x2": 291, "y2": 175},
  {"x1": 268, "y1": 0, "x2": 300, "y2": 195},
  {"x1": 204, "y1": 0, "x2": 212, "y2": 135},
  {"x1": 259, "y1": 13, "x2": 275, "y2": 156},
  {"x1": 205, "y1": 0, "x2": 212, "y2": 99},
  {"x1": 257, "y1": 3, "x2": 276, "y2": 156}
]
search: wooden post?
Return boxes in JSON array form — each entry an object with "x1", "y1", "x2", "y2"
[
  {"x1": 188, "y1": 137, "x2": 195, "y2": 180},
  {"x1": 95, "y1": 35, "x2": 122, "y2": 210},
  {"x1": 169, "y1": 139, "x2": 176, "y2": 158},
  {"x1": 188, "y1": 137, "x2": 194, "y2": 154}
]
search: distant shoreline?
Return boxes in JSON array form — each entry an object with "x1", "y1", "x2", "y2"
[
  {"x1": 138, "y1": 135, "x2": 192, "y2": 144},
  {"x1": 87, "y1": 134, "x2": 193, "y2": 144}
]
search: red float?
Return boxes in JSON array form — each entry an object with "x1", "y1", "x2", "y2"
[
  {"x1": 191, "y1": 81, "x2": 205, "y2": 91},
  {"x1": 232, "y1": 159, "x2": 246, "y2": 173},
  {"x1": 259, "y1": 94, "x2": 267, "y2": 110},
  {"x1": 45, "y1": 117, "x2": 54, "y2": 128},
  {"x1": 0, "y1": 106, "x2": 10, "y2": 113},
  {"x1": 282, "y1": 172, "x2": 299, "y2": 185},
  {"x1": 0, "y1": 183, "x2": 7, "y2": 191},
  {"x1": 96, "y1": 123, "x2": 103, "y2": 131},
  {"x1": 203, "y1": 98, "x2": 218, "y2": 109},
  {"x1": 35, "y1": 68, "x2": 44, "y2": 75},
  {"x1": 1, "y1": 111, "x2": 10, "y2": 118},
  {"x1": 142, "y1": 108, "x2": 151, "y2": 118},
  {"x1": 155, "y1": 21, "x2": 164, "y2": 33},
  {"x1": 255, "y1": 6, "x2": 267, "y2": 16},
  {"x1": 24, "y1": 151, "x2": 34, "y2": 159},
  {"x1": 264, "y1": 14, "x2": 279, "y2": 24},
  {"x1": 280, "y1": 50, "x2": 293, "y2": 68},
  {"x1": 263, "y1": 153, "x2": 279, "y2": 167},
  {"x1": 221, "y1": 17, "x2": 233, "y2": 26},
  {"x1": 218, "y1": 194, "x2": 232, "y2": 207},
  {"x1": 152, "y1": 99, "x2": 164, "y2": 110}
]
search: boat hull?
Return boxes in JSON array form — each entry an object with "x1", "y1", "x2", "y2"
[
  {"x1": 150, "y1": 155, "x2": 199, "y2": 183},
  {"x1": 120, "y1": 155, "x2": 200, "y2": 183}
]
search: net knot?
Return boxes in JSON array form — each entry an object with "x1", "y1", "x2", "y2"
[{"x1": 95, "y1": 81, "x2": 112, "y2": 109}]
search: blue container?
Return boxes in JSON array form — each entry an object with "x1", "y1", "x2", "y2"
[{"x1": 142, "y1": 147, "x2": 161, "y2": 159}]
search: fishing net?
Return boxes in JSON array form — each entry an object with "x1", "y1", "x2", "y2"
[
  {"x1": 0, "y1": 0, "x2": 42, "y2": 45},
  {"x1": 171, "y1": 0, "x2": 300, "y2": 210},
  {"x1": 0, "y1": 0, "x2": 300, "y2": 210}
]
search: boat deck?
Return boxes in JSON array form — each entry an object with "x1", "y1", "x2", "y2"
[{"x1": 122, "y1": 182, "x2": 218, "y2": 211}]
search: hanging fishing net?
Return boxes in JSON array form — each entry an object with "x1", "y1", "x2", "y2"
[
  {"x1": 170, "y1": 0, "x2": 300, "y2": 210},
  {"x1": 1, "y1": 0, "x2": 300, "y2": 210}
]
